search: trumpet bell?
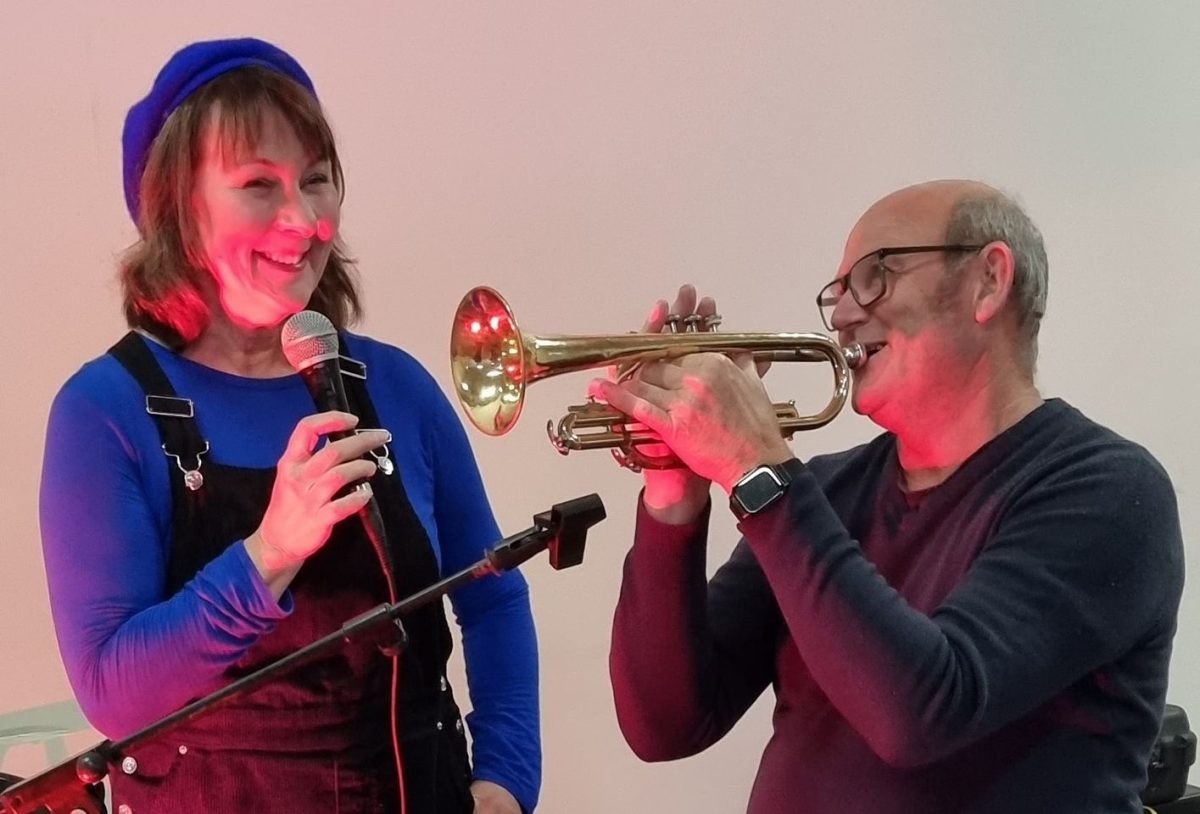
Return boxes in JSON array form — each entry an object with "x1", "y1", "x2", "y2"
[{"x1": 450, "y1": 286, "x2": 528, "y2": 436}]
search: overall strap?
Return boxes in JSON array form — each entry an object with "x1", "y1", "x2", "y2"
[
  {"x1": 107, "y1": 332, "x2": 211, "y2": 494},
  {"x1": 337, "y1": 338, "x2": 467, "y2": 813},
  {"x1": 337, "y1": 337, "x2": 442, "y2": 588},
  {"x1": 337, "y1": 337, "x2": 455, "y2": 662}
]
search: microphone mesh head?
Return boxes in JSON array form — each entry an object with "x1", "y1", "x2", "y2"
[{"x1": 281, "y1": 311, "x2": 340, "y2": 371}]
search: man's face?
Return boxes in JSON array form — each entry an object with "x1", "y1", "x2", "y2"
[{"x1": 828, "y1": 192, "x2": 979, "y2": 431}]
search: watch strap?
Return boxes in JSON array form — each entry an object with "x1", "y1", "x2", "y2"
[{"x1": 729, "y1": 459, "x2": 800, "y2": 521}]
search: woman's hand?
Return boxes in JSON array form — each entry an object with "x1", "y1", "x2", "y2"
[
  {"x1": 470, "y1": 779, "x2": 522, "y2": 814},
  {"x1": 245, "y1": 411, "x2": 389, "y2": 594}
]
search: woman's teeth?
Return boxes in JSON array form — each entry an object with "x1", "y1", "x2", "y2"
[{"x1": 259, "y1": 250, "x2": 306, "y2": 267}]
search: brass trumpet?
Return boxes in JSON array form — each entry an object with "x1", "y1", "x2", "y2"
[{"x1": 450, "y1": 286, "x2": 866, "y2": 470}]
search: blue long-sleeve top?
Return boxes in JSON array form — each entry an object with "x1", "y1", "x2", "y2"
[{"x1": 40, "y1": 332, "x2": 540, "y2": 811}]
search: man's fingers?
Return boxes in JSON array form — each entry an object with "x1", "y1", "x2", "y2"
[
  {"x1": 730, "y1": 351, "x2": 759, "y2": 375},
  {"x1": 669, "y1": 284, "x2": 698, "y2": 320},
  {"x1": 588, "y1": 379, "x2": 671, "y2": 431},
  {"x1": 640, "y1": 299, "x2": 670, "y2": 334},
  {"x1": 634, "y1": 360, "x2": 686, "y2": 390}
]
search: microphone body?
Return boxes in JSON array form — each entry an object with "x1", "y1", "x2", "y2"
[
  {"x1": 295, "y1": 357, "x2": 356, "y2": 442},
  {"x1": 281, "y1": 311, "x2": 395, "y2": 591},
  {"x1": 282, "y1": 309, "x2": 353, "y2": 420}
]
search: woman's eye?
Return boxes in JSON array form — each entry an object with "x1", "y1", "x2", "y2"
[
  {"x1": 304, "y1": 173, "x2": 330, "y2": 186},
  {"x1": 242, "y1": 178, "x2": 274, "y2": 189}
]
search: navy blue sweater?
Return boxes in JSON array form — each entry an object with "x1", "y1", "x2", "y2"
[{"x1": 611, "y1": 399, "x2": 1182, "y2": 813}]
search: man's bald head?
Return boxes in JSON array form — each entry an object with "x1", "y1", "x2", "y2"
[{"x1": 852, "y1": 180, "x2": 1048, "y2": 374}]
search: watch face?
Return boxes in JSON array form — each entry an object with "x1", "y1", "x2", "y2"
[{"x1": 734, "y1": 468, "x2": 785, "y2": 514}]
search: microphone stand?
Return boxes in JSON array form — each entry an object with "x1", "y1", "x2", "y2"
[{"x1": 0, "y1": 494, "x2": 606, "y2": 814}]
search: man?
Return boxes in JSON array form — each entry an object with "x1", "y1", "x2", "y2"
[{"x1": 591, "y1": 180, "x2": 1183, "y2": 813}]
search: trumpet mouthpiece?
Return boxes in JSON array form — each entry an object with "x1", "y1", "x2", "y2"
[{"x1": 842, "y1": 342, "x2": 867, "y2": 369}]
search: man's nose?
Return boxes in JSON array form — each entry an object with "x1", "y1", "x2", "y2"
[{"x1": 830, "y1": 291, "x2": 867, "y2": 333}]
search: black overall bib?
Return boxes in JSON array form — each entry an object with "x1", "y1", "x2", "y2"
[{"x1": 106, "y1": 333, "x2": 473, "y2": 814}]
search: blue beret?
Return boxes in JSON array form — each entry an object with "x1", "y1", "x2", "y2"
[{"x1": 121, "y1": 37, "x2": 318, "y2": 224}]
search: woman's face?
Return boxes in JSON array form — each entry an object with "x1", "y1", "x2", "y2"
[{"x1": 190, "y1": 107, "x2": 340, "y2": 330}]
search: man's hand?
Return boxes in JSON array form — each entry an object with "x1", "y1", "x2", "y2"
[
  {"x1": 624, "y1": 285, "x2": 716, "y2": 524},
  {"x1": 589, "y1": 349, "x2": 792, "y2": 495}
]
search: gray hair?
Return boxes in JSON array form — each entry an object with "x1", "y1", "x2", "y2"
[{"x1": 944, "y1": 191, "x2": 1048, "y2": 373}]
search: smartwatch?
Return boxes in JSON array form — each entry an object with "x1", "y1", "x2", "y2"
[{"x1": 729, "y1": 462, "x2": 795, "y2": 521}]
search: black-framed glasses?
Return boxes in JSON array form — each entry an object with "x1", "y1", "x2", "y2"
[{"x1": 815, "y1": 244, "x2": 984, "y2": 331}]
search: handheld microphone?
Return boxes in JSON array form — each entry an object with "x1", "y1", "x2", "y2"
[
  {"x1": 281, "y1": 310, "x2": 395, "y2": 593},
  {"x1": 281, "y1": 310, "x2": 355, "y2": 440}
]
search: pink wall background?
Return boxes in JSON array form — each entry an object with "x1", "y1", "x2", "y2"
[{"x1": 1, "y1": 3, "x2": 1196, "y2": 810}]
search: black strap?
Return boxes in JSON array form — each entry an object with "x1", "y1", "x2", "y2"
[
  {"x1": 338, "y1": 333, "x2": 455, "y2": 660},
  {"x1": 108, "y1": 333, "x2": 209, "y2": 488}
]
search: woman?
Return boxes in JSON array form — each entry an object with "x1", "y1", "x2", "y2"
[{"x1": 39, "y1": 37, "x2": 537, "y2": 813}]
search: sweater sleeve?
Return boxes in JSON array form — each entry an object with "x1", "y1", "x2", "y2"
[
  {"x1": 429, "y1": 384, "x2": 541, "y2": 812},
  {"x1": 609, "y1": 494, "x2": 781, "y2": 761},
  {"x1": 39, "y1": 372, "x2": 290, "y2": 739},
  {"x1": 740, "y1": 450, "x2": 1183, "y2": 768}
]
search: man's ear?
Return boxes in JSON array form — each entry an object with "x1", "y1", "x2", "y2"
[{"x1": 974, "y1": 241, "x2": 1016, "y2": 325}]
